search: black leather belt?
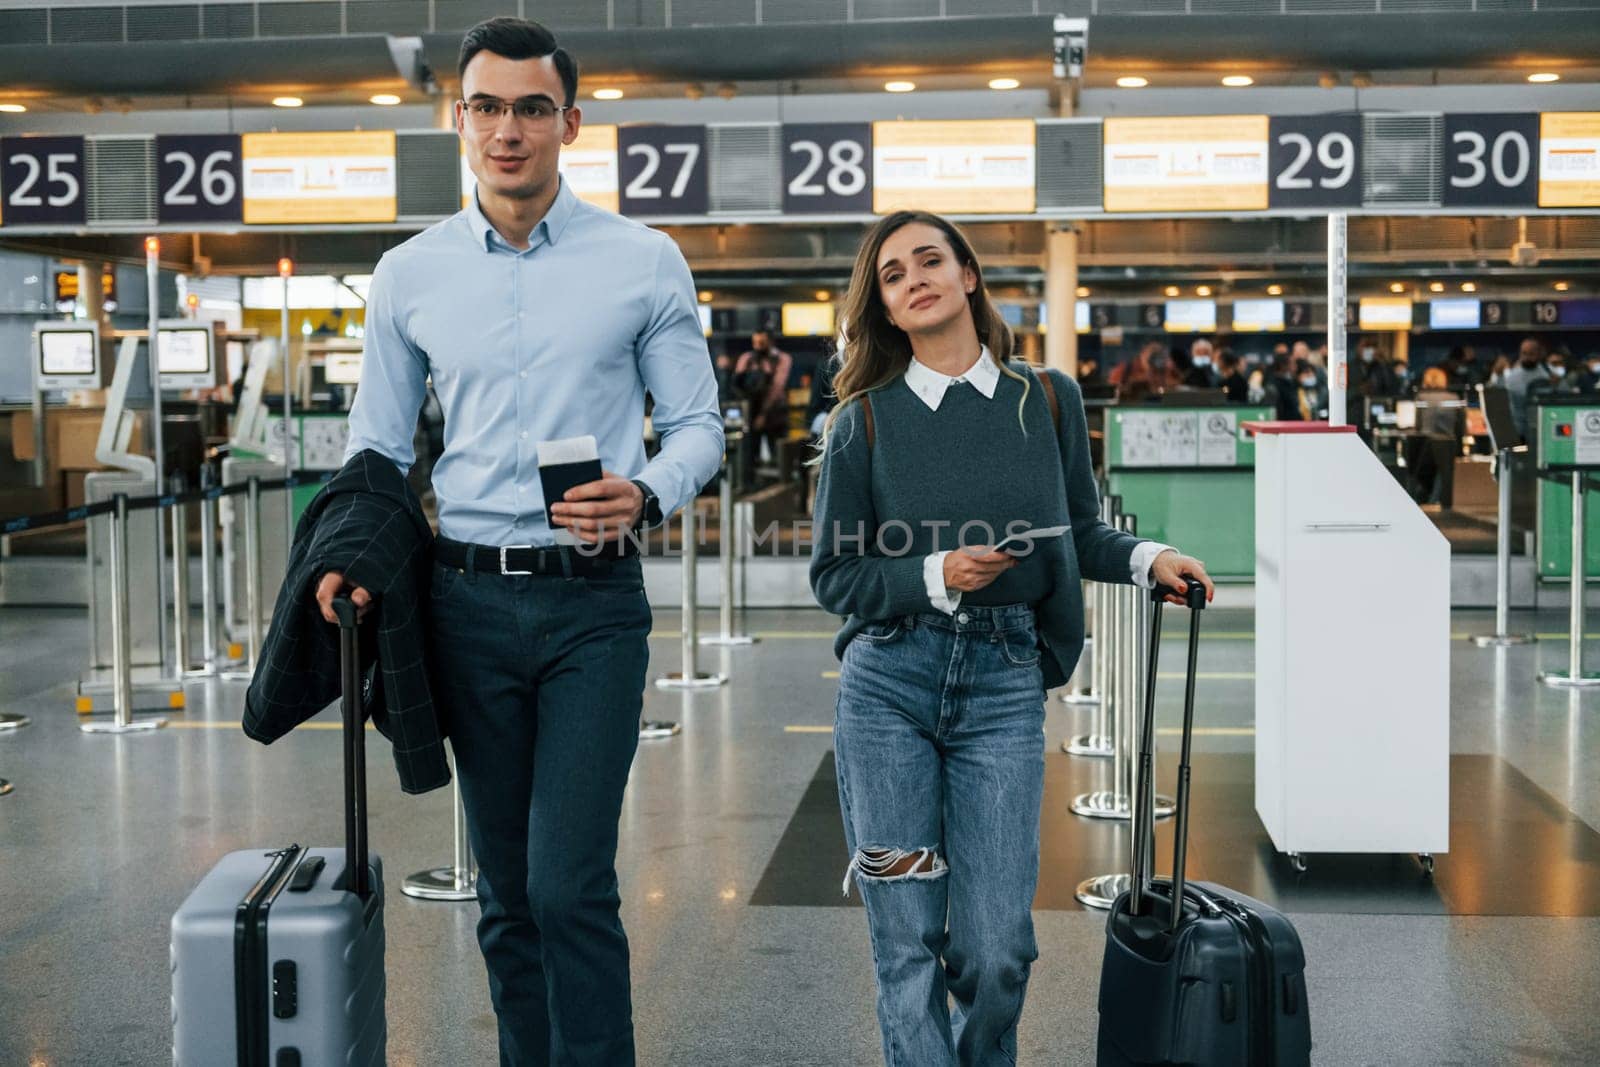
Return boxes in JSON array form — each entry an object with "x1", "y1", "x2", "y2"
[{"x1": 435, "y1": 537, "x2": 638, "y2": 578}]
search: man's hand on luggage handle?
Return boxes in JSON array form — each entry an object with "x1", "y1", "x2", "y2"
[
  {"x1": 1150, "y1": 550, "x2": 1215, "y2": 606},
  {"x1": 549, "y1": 470, "x2": 644, "y2": 544},
  {"x1": 316, "y1": 571, "x2": 373, "y2": 624}
]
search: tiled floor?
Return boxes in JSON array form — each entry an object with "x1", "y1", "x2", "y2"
[{"x1": 2, "y1": 603, "x2": 1599, "y2": 1065}]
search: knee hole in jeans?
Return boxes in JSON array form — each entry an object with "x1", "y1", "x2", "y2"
[{"x1": 840, "y1": 846, "x2": 948, "y2": 896}]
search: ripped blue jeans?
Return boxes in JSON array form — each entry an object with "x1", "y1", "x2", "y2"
[{"x1": 835, "y1": 604, "x2": 1047, "y2": 1067}]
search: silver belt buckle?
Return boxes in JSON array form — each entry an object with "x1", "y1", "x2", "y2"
[{"x1": 500, "y1": 545, "x2": 535, "y2": 575}]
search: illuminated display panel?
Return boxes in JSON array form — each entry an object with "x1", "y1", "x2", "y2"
[
  {"x1": 1539, "y1": 112, "x2": 1600, "y2": 208},
  {"x1": 1360, "y1": 297, "x2": 1414, "y2": 331},
  {"x1": 1232, "y1": 299, "x2": 1285, "y2": 332},
  {"x1": 1103, "y1": 115, "x2": 1270, "y2": 213},
  {"x1": 242, "y1": 131, "x2": 397, "y2": 224},
  {"x1": 1429, "y1": 299, "x2": 1480, "y2": 329},
  {"x1": 872, "y1": 119, "x2": 1035, "y2": 214},
  {"x1": 1164, "y1": 300, "x2": 1217, "y2": 333},
  {"x1": 781, "y1": 303, "x2": 836, "y2": 337}
]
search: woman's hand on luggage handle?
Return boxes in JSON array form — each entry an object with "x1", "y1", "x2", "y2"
[
  {"x1": 1149, "y1": 550, "x2": 1215, "y2": 606},
  {"x1": 549, "y1": 470, "x2": 643, "y2": 544},
  {"x1": 943, "y1": 546, "x2": 1017, "y2": 594},
  {"x1": 316, "y1": 571, "x2": 373, "y2": 625}
]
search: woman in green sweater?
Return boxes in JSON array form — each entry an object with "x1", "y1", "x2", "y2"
[{"x1": 811, "y1": 210, "x2": 1213, "y2": 1066}]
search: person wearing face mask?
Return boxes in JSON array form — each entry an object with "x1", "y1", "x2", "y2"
[
  {"x1": 1502, "y1": 338, "x2": 1552, "y2": 441},
  {"x1": 1526, "y1": 351, "x2": 1575, "y2": 413},
  {"x1": 1575, "y1": 353, "x2": 1600, "y2": 395},
  {"x1": 1294, "y1": 358, "x2": 1328, "y2": 421},
  {"x1": 1269, "y1": 352, "x2": 1300, "y2": 420},
  {"x1": 1182, "y1": 338, "x2": 1221, "y2": 389},
  {"x1": 810, "y1": 210, "x2": 1214, "y2": 1067}
]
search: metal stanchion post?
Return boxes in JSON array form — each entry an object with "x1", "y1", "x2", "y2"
[
  {"x1": 656, "y1": 503, "x2": 726, "y2": 691},
  {"x1": 1474, "y1": 448, "x2": 1534, "y2": 647},
  {"x1": 245, "y1": 477, "x2": 264, "y2": 674},
  {"x1": 1540, "y1": 470, "x2": 1600, "y2": 687},
  {"x1": 171, "y1": 490, "x2": 192, "y2": 673},
  {"x1": 402, "y1": 756, "x2": 478, "y2": 901},
  {"x1": 192, "y1": 468, "x2": 223, "y2": 676},
  {"x1": 702, "y1": 460, "x2": 756, "y2": 648},
  {"x1": 735, "y1": 499, "x2": 755, "y2": 616},
  {"x1": 1061, "y1": 583, "x2": 1097, "y2": 706},
  {"x1": 1065, "y1": 493, "x2": 1118, "y2": 757},
  {"x1": 82, "y1": 494, "x2": 166, "y2": 733}
]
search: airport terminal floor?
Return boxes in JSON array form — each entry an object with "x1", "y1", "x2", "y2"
[{"x1": 2, "y1": 601, "x2": 1599, "y2": 1065}]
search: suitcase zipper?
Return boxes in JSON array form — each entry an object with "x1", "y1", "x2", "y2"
[
  {"x1": 1213, "y1": 898, "x2": 1274, "y2": 1066},
  {"x1": 233, "y1": 845, "x2": 303, "y2": 1067}
]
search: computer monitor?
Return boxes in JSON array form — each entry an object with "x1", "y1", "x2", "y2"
[
  {"x1": 155, "y1": 320, "x2": 219, "y2": 389},
  {"x1": 1477, "y1": 385, "x2": 1520, "y2": 453},
  {"x1": 34, "y1": 322, "x2": 104, "y2": 390}
]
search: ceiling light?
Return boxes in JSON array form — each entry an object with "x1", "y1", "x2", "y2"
[
  {"x1": 1554, "y1": 281, "x2": 1571, "y2": 292},
  {"x1": 1428, "y1": 281, "x2": 1445, "y2": 293},
  {"x1": 271, "y1": 97, "x2": 303, "y2": 108},
  {"x1": 1196, "y1": 285, "x2": 1213, "y2": 297},
  {"x1": 1116, "y1": 76, "x2": 1148, "y2": 89},
  {"x1": 369, "y1": 93, "x2": 401, "y2": 106},
  {"x1": 988, "y1": 77, "x2": 1021, "y2": 91},
  {"x1": 1351, "y1": 72, "x2": 1374, "y2": 89},
  {"x1": 1221, "y1": 75, "x2": 1254, "y2": 88},
  {"x1": 1317, "y1": 72, "x2": 1339, "y2": 90},
  {"x1": 1076, "y1": 286, "x2": 1090, "y2": 298},
  {"x1": 1266, "y1": 285, "x2": 1283, "y2": 296},
  {"x1": 1528, "y1": 73, "x2": 1560, "y2": 84},
  {"x1": 716, "y1": 82, "x2": 738, "y2": 100},
  {"x1": 684, "y1": 83, "x2": 705, "y2": 100},
  {"x1": 884, "y1": 81, "x2": 916, "y2": 93},
  {"x1": 1389, "y1": 282, "x2": 1406, "y2": 294},
  {"x1": 813, "y1": 290, "x2": 831, "y2": 302},
  {"x1": 1164, "y1": 285, "x2": 1180, "y2": 297},
  {"x1": 697, "y1": 290, "x2": 713, "y2": 303},
  {"x1": 592, "y1": 88, "x2": 624, "y2": 100},
  {"x1": 0, "y1": 103, "x2": 27, "y2": 114},
  {"x1": 1461, "y1": 282, "x2": 1477, "y2": 293}
]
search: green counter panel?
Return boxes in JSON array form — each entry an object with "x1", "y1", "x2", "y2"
[
  {"x1": 1534, "y1": 402, "x2": 1600, "y2": 581},
  {"x1": 1106, "y1": 469, "x2": 1256, "y2": 580}
]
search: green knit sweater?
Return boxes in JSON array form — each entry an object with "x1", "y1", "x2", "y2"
[{"x1": 809, "y1": 362, "x2": 1142, "y2": 689}]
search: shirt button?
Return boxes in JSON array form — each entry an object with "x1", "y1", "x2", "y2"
[
  {"x1": 519, "y1": 371, "x2": 527, "y2": 379},
  {"x1": 520, "y1": 431, "x2": 528, "y2": 440},
  {"x1": 957, "y1": 612, "x2": 970, "y2": 623}
]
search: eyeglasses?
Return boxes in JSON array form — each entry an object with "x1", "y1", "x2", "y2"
[{"x1": 460, "y1": 97, "x2": 569, "y2": 128}]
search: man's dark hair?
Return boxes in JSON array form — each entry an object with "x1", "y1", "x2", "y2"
[{"x1": 458, "y1": 17, "x2": 579, "y2": 108}]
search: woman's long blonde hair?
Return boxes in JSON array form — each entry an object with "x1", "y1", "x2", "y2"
[{"x1": 813, "y1": 210, "x2": 1030, "y2": 459}]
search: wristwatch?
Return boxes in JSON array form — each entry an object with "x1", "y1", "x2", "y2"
[{"x1": 629, "y1": 479, "x2": 663, "y2": 531}]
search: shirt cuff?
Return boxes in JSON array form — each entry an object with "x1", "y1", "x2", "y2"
[
  {"x1": 924, "y1": 552, "x2": 962, "y2": 615},
  {"x1": 1130, "y1": 542, "x2": 1175, "y2": 590}
]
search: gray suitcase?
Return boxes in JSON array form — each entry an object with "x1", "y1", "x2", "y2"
[{"x1": 172, "y1": 597, "x2": 386, "y2": 1066}]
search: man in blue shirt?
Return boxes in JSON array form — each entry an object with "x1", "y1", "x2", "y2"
[{"x1": 316, "y1": 17, "x2": 722, "y2": 1066}]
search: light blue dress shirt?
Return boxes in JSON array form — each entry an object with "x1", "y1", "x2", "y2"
[{"x1": 345, "y1": 179, "x2": 724, "y2": 546}]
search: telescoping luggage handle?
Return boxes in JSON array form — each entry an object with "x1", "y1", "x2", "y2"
[
  {"x1": 1128, "y1": 582, "x2": 1206, "y2": 931},
  {"x1": 330, "y1": 596, "x2": 371, "y2": 900}
]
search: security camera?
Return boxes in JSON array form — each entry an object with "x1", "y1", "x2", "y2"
[{"x1": 1053, "y1": 16, "x2": 1088, "y2": 80}]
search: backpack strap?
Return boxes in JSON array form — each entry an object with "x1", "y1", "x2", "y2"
[{"x1": 1032, "y1": 366, "x2": 1061, "y2": 434}]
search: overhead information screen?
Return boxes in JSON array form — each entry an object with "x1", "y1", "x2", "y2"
[
  {"x1": 1232, "y1": 299, "x2": 1285, "y2": 332},
  {"x1": 1164, "y1": 300, "x2": 1217, "y2": 332},
  {"x1": 1539, "y1": 112, "x2": 1600, "y2": 208},
  {"x1": 1076, "y1": 301, "x2": 1090, "y2": 334},
  {"x1": 1360, "y1": 297, "x2": 1414, "y2": 331},
  {"x1": 560, "y1": 124, "x2": 620, "y2": 212},
  {"x1": 781, "y1": 302, "x2": 835, "y2": 337},
  {"x1": 871, "y1": 119, "x2": 1035, "y2": 214},
  {"x1": 241, "y1": 131, "x2": 397, "y2": 224},
  {"x1": 1103, "y1": 115, "x2": 1269, "y2": 213},
  {"x1": 1429, "y1": 298, "x2": 1481, "y2": 329}
]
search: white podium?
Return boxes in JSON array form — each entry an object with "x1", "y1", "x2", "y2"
[{"x1": 1250, "y1": 422, "x2": 1449, "y2": 873}]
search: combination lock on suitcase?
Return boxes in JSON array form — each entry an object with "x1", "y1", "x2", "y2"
[
  {"x1": 172, "y1": 597, "x2": 386, "y2": 1066},
  {"x1": 1096, "y1": 584, "x2": 1312, "y2": 1067}
]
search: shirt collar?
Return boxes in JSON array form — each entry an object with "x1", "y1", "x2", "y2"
[
  {"x1": 465, "y1": 176, "x2": 579, "y2": 253},
  {"x1": 903, "y1": 346, "x2": 1001, "y2": 411}
]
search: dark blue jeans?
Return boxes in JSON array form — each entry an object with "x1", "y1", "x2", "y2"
[{"x1": 430, "y1": 553, "x2": 652, "y2": 1067}]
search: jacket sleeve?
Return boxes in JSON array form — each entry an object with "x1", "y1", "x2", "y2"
[
  {"x1": 1048, "y1": 368, "x2": 1141, "y2": 584},
  {"x1": 808, "y1": 398, "x2": 933, "y2": 620}
]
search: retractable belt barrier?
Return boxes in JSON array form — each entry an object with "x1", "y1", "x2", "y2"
[{"x1": 0, "y1": 470, "x2": 334, "y2": 734}]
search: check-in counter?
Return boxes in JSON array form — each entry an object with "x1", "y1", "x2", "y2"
[{"x1": 1104, "y1": 403, "x2": 1270, "y2": 580}]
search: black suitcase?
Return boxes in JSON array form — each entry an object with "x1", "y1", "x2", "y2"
[
  {"x1": 172, "y1": 596, "x2": 386, "y2": 1065},
  {"x1": 1096, "y1": 584, "x2": 1311, "y2": 1067}
]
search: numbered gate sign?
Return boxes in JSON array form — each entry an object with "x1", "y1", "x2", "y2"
[
  {"x1": 157, "y1": 134, "x2": 243, "y2": 224},
  {"x1": 1268, "y1": 115, "x2": 1361, "y2": 209},
  {"x1": 2, "y1": 136, "x2": 86, "y2": 226},
  {"x1": 1442, "y1": 114, "x2": 1539, "y2": 209},
  {"x1": 782, "y1": 123, "x2": 872, "y2": 214},
  {"x1": 618, "y1": 125, "x2": 708, "y2": 217}
]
